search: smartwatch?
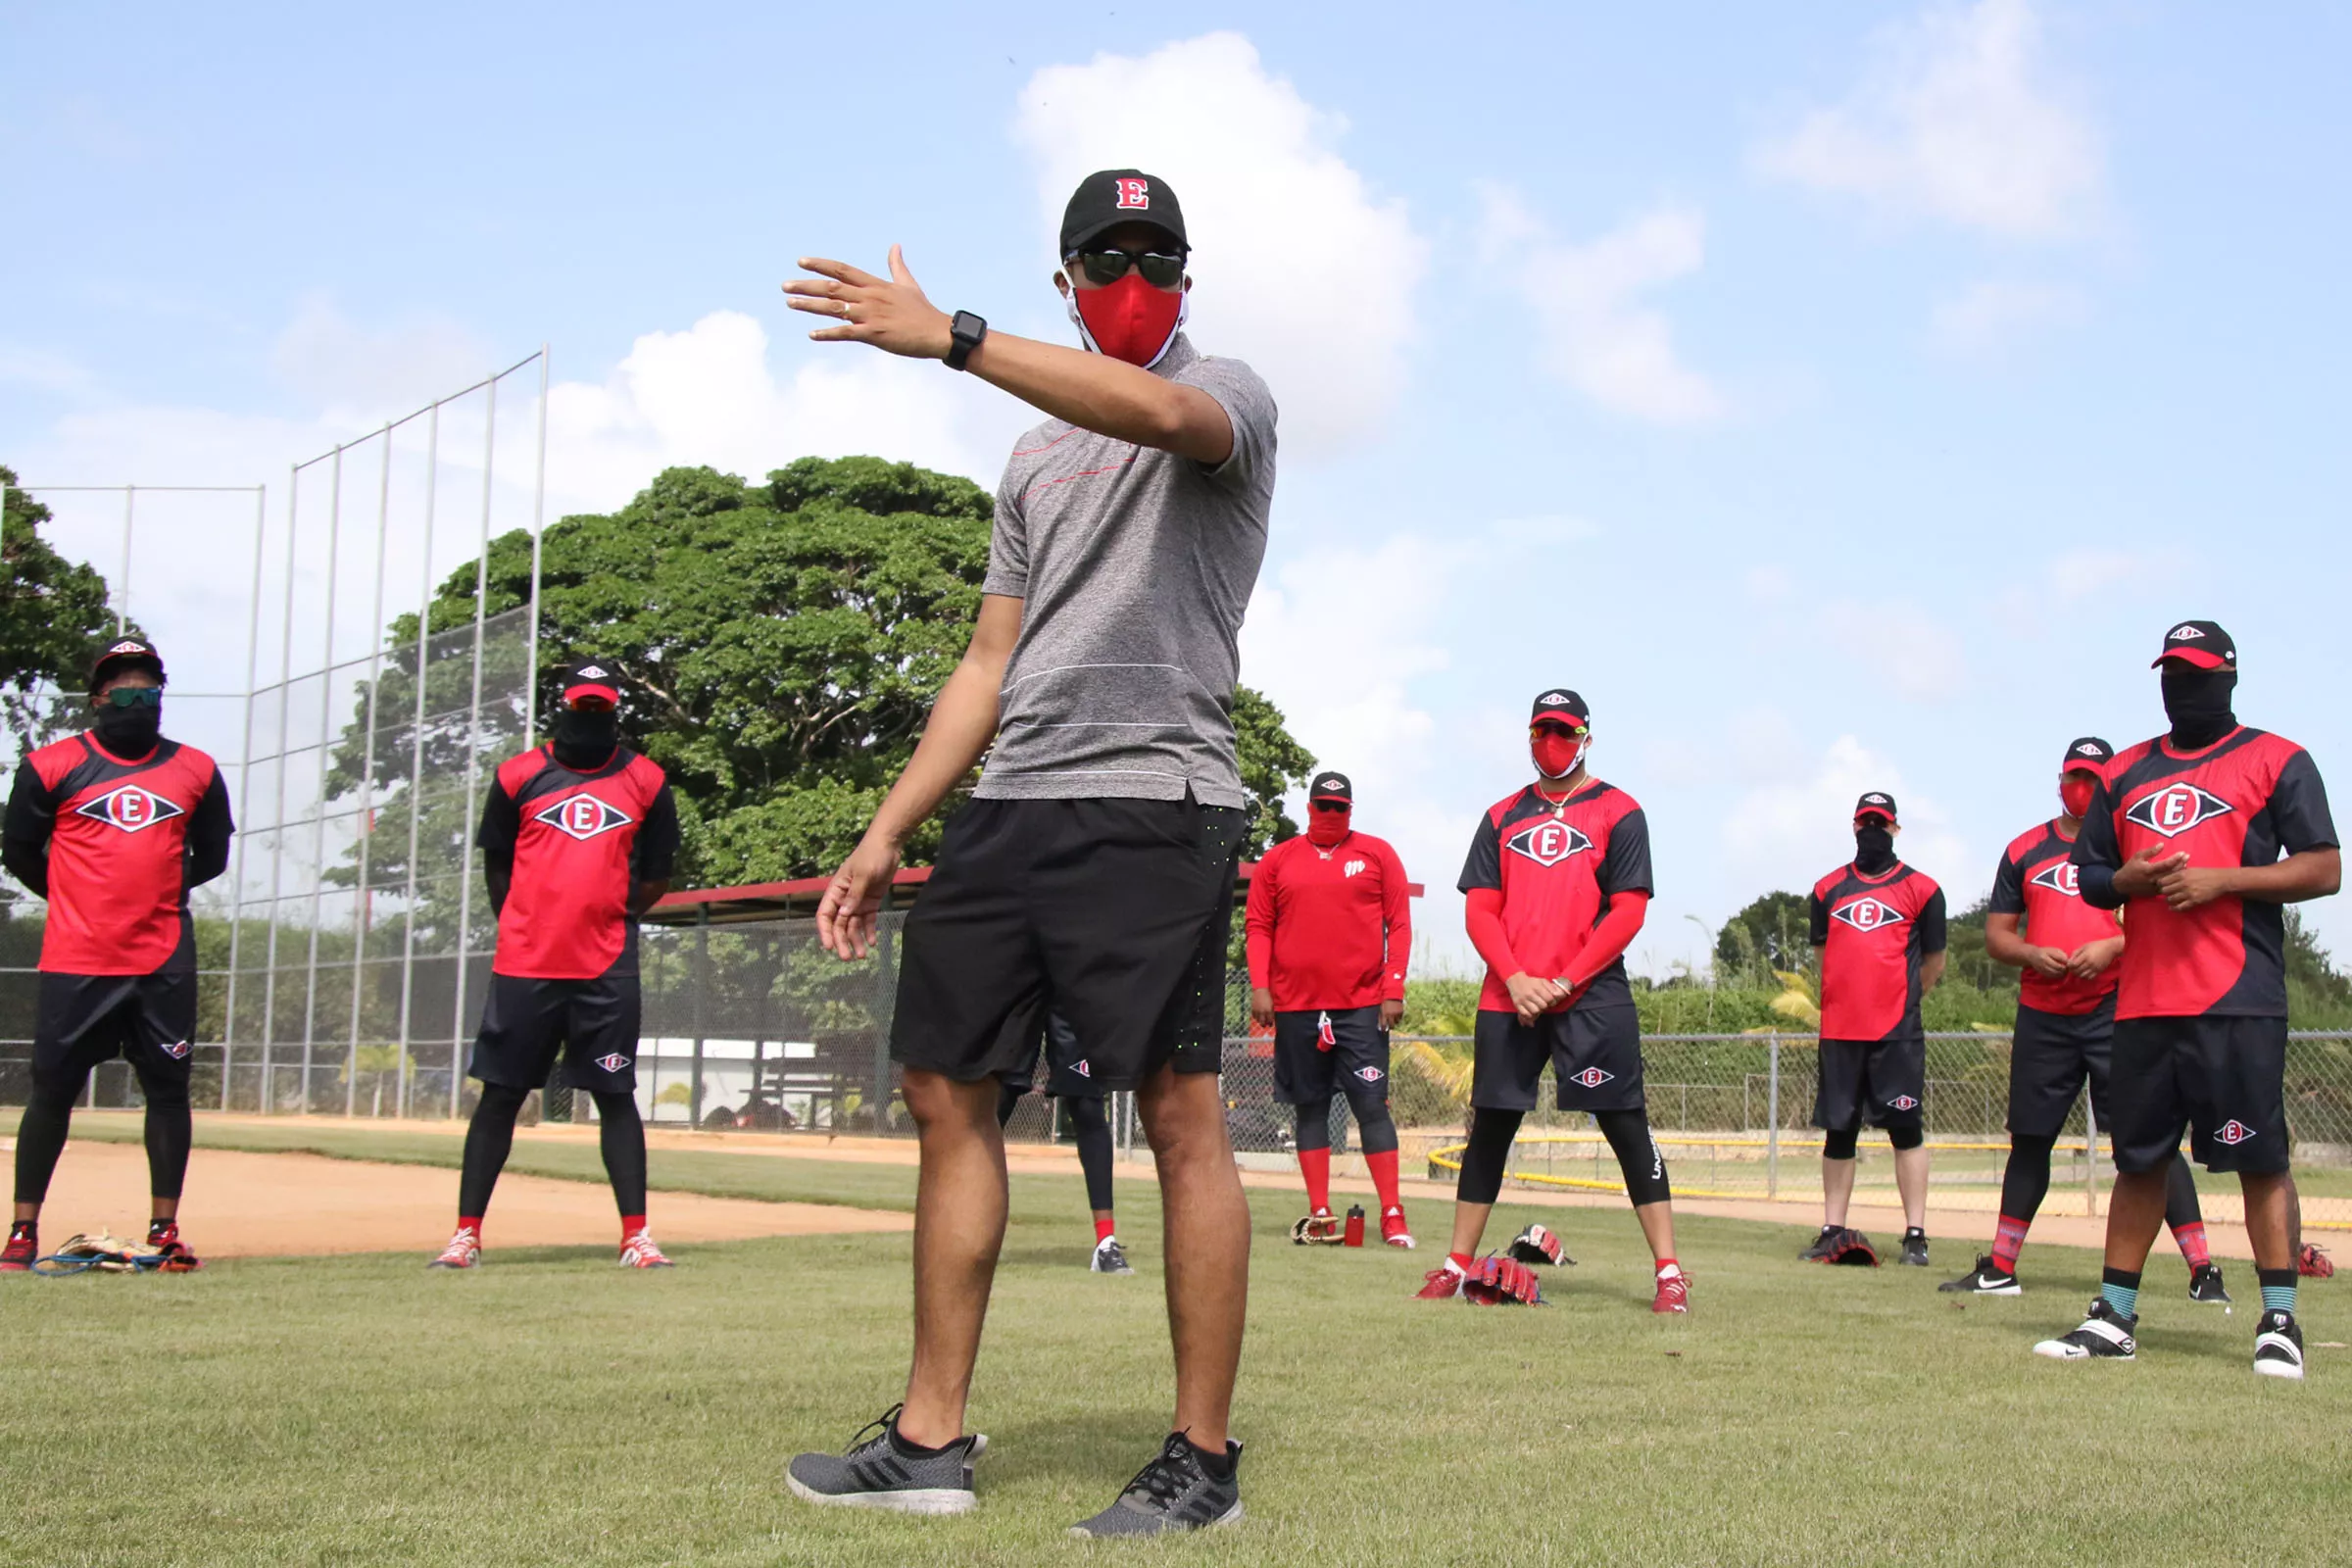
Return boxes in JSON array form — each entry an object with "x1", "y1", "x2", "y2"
[{"x1": 946, "y1": 311, "x2": 987, "y2": 371}]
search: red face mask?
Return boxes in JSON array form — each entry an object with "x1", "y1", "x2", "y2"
[
  {"x1": 1066, "y1": 271, "x2": 1186, "y2": 368},
  {"x1": 2060, "y1": 773, "x2": 2098, "y2": 819},
  {"x1": 1306, "y1": 806, "x2": 1351, "y2": 847},
  {"x1": 1531, "y1": 729, "x2": 1587, "y2": 782}
]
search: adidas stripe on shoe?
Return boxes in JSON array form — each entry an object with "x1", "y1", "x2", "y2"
[{"x1": 787, "y1": 1404, "x2": 984, "y2": 1514}]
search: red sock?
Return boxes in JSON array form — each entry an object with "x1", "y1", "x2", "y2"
[
  {"x1": 2174, "y1": 1219, "x2": 2211, "y2": 1270},
  {"x1": 1365, "y1": 1149, "x2": 1402, "y2": 1211},
  {"x1": 1992, "y1": 1213, "x2": 2030, "y2": 1275},
  {"x1": 458, "y1": 1215, "x2": 483, "y2": 1234},
  {"x1": 1446, "y1": 1250, "x2": 1473, "y2": 1273},
  {"x1": 1298, "y1": 1147, "x2": 1331, "y2": 1212},
  {"x1": 1654, "y1": 1255, "x2": 1679, "y2": 1276},
  {"x1": 621, "y1": 1213, "x2": 647, "y2": 1243},
  {"x1": 1095, "y1": 1215, "x2": 1116, "y2": 1245}
]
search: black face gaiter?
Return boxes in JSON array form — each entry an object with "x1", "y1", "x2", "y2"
[
  {"x1": 551, "y1": 710, "x2": 620, "y2": 770},
  {"x1": 2162, "y1": 665, "x2": 2237, "y2": 751},
  {"x1": 1854, "y1": 825, "x2": 1896, "y2": 875},
  {"x1": 93, "y1": 703, "x2": 163, "y2": 758}
]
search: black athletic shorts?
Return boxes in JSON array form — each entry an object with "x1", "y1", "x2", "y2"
[
  {"x1": 1813, "y1": 1036, "x2": 1925, "y2": 1131},
  {"x1": 33, "y1": 970, "x2": 198, "y2": 1091},
  {"x1": 995, "y1": 1010, "x2": 1105, "y2": 1101},
  {"x1": 2006, "y1": 996, "x2": 2117, "y2": 1139},
  {"x1": 1272, "y1": 1005, "x2": 1390, "y2": 1106},
  {"x1": 1472, "y1": 1004, "x2": 1645, "y2": 1112},
  {"x1": 2107, "y1": 1013, "x2": 2289, "y2": 1175},
  {"x1": 470, "y1": 971, "x2": 642, "y2": 1093},
  {"x1": 891, "y1": 796, "x2": 1242, "y2": 1094}
]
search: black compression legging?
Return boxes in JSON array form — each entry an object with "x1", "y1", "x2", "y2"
[
  {"x1": 1294, "y1": 1090, "x2": 1400, "y2": 1156},
  {"x1": 997, "y1": 1085, "x2": 1116, "y2": 1214},
  {"x1": 461, "y1": 1084, "x2": 646, "y2": 1218},
  {"x1": 1456, "y1": 1106, "x2": 1672, "y2": 1206},
  {"x1": 2001, "y1": 1132, "x2": 2203, "y2": 1228},
  {"x1": 14, "y1": 1063, "x2": 189, "y2": 1206}
]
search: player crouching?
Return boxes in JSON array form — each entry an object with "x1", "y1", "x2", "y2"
[
  {"x1": 427, "y1": 663, "x2": 681, "y2": 1271},
  {"x1": 1415, "y1": 691, "x2": 1687, "y2": 1312}
]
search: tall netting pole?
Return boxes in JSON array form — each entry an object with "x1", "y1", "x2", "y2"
[
  {"x1": 346, "y1": 425, "x2": 393, "y2": 1116},
  {"x1": 444, "y1": 377, "x2": 498, "y2": 1117},
  {"x1": 221, "y1": 484, "x2": 269, "y2": 1110},
  {"x1": 116, "y1": 485, "x2": 134, "y2": 634},
  {"x1": 523, "y1": 347, "x2": 549, "y2": 744},
  {"x1": 396, "y1": 406, "x2": 440, "y2": 1120},
  {"x1": 258, "y1": 466, "x2": 304, "y2": 1110},
  {"x1": 296, "y1": 447, "x2": 348, "y2": 1113}
]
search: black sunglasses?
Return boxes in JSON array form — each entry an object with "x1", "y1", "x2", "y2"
[
  {"x1": 1070, "y1": 248, "x2": 1186, "y2": 289},
  {"x1": 100, "y1": 686, "x2": 162, "y2": 709},
  {"x1": 1310, "y1": 800, "x2": 1349, "y2": 812}
]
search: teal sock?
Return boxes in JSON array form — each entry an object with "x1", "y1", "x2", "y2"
[
  {"x1": 2259, "y1": 1267, "x2": 2298, "y2": 1316},
  {"x1": 2100, "y1": 1265, "x2": 2141, "y2": 1320}
]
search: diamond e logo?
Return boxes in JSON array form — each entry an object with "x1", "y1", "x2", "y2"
[
  {"x1": 2123, "y1": 782, "x2": 2233, "y2": 839},
  {"x1": 2029, "y1": 862, "x2": 2082, "y2": 898},
  {"x1": 1504, "y1": 819, "x2": 1592, "y2": 869},
  {"x1": 1831, "y1": 898, "x2": 1905, "y2": 933},
  {"x1": 533, "y1": 794, "x2": 634, "y2": 843},
  {"x1": 74, "y1": 784, "x2": 185, "y2": 834}
]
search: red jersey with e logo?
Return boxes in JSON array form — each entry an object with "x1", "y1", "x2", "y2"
[
  {"x1": 489, "y1": 745, "x2": 669, "y2": 980},
  {"x1": 21, "y1": 734, "x2": 227, "y2": 974},
  {"x1": 1989, "y1": 819, "x2": 2123, "y2": 1015},
  {"x1": 1810, "y1": 862, "x2": 1945, "y2": 1043},
  {"x1": 1456, "y1": 781, "x2": 1653, "y2": 1013},
  {"x1": 2073, "y1": 727, "x2": 2337, "y2": 1018}
]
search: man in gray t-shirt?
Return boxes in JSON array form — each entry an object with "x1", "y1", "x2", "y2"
[{"x1": 783, "y1": 170, "x2": 1272, "y2": 1538}]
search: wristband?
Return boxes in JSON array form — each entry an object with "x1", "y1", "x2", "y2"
[{"x1": 946, "y1": 311, "x2": 987, "y2": 371}]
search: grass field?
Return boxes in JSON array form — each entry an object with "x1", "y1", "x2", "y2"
[{"x1": 8, "y1": 1121, "x2": 2350, "y2": 1567}]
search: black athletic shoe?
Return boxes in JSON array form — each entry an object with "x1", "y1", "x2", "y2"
[
  {"x1": 2253, "y1": 1309, "x2": 2305, "y2": 1380},
  {"x1": 1940, "y1": 1254, "x2": 2021, "y2": 1296},
  {"x1": 2032, "y1": 1298, "x2": 2137, "y2": 1361},
  {"x1": 1798, "y1": 1224, "x2": 1844, "y2": 1261},
  {"x1": 1092, "y1": 1237, "x2": 1135, "y2": 1275},
  {"x1": 1899, "y1": 1229, "x2": 1931, "y2": 1267},
  {"x1": 1067, "y1": 1433, "x2": 1243, "y2": 1538},
  {"x1": 786, "y1": 1404, "x2": 985, "y2": 1515},
  {"x1": 2188, "y1": 1262, "x2": 2232, "y2": 1306}
]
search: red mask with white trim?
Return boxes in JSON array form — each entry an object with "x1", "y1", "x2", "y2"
[
  {"x1": 2060, "y1": 774, "x2": 2098, "y2": 819},
  {"x1": 1065, "y1": 272, "x2": 1187, "y2": 368}
]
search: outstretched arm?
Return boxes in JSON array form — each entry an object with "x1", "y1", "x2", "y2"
[
  {"x1": 784, "y1": 249, "x2": 1233, "y2": 462},
  {"x1": 816, "y1": 594, "x2": 1024, "y2": 959}
]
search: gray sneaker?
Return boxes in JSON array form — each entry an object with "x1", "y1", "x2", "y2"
[
  {"x1": 1092, "y1": 1237, "x2": 1135, "y2": 1275},
  {"x1": 786, "y1": 1404, "x2": 985, "y2": 1515},
  {"x1": 1068, "y1": 1433, "x2": 1242, "y2": 1538}
]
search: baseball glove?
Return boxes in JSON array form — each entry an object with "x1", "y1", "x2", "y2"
[
  {"x1": 1819, "y1": 1227, "x2": 1879, "y2": 1266},
  {"x1": 1507, "y1": 1223, "x2": 1574, "y2": 1267},
  {"x1": 30, "y1": 1232, "x2": 160, "y2": 1276},
  {"x1": 1291, "y1": 1211, "x2": 1344, "y2": 1246},
  {"x1": 1461, "y1": 1254, "x2": 1543, "y2": 1305},
  {"x1": 2299, "y1": 1243, "x2": 2334, "y2": 1280}
]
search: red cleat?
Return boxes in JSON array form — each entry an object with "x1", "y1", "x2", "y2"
[
  {"x1": 146, "y1": 1220, "x2": 202, "y2": 1272},
  {"x1": 1381, "y1": 1206, "x2": 1415, "y2": 1250},
  {"x1": 1, "y1": 1221, "x2": 35, "y2": 1273},
  {"x1": 427, "y1": 1225, "x2": 482, "y2": 1270},
  {"x1": 2299, "y1": 1243, "x2": 2334, "y2": 1280},
  {"x1": 618, "y1": 1230, "x2": 674, "y2": 1268},
  {"x1": 1414, "y1": 1261, "x2": 1466, "y2": 1300},
  {"x1": 1651, "y1": 1266, "x2": 1690, "y2": 1314}
]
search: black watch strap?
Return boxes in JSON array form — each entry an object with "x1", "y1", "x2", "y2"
[{"x1": 946, "y1": 311, "x2": 987, "y2": 371}]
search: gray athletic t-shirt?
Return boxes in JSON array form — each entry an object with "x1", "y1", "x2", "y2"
[{"x1": 976, "y1": 334, "x2": 1276, "y2": 808}]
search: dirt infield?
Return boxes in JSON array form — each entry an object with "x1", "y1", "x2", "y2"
[{"x1": 19, "y1": 1139, "x2": 910, "y2": 1259}]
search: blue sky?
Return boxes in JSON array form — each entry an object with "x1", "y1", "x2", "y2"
[{"x1": 7, "y1": 2, "x2": 2349, "y2": 975}]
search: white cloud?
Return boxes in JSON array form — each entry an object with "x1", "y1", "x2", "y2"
[
  {"x1": 1477, "y1": 184, "x2": 1724, "y2": 424},
  {"x1": 1753, "y1": 0, "x2": 2104, "y2": 241},
  {"x1": 1825, "y1": 597, "x2": 1966, "y2": 702},
  {"x1": 1745, "y1": 564, "x2": 1794, "y2": 603},
  {"x1": 1928, "y1": 278, "x2": 2084, "y2": 356},
  {"x1": 1011, "y1": 32, "x2": 1428, "y2": 457},
  {"x1": 270, "y1": 294, "x2": 498, "y2": 417},
  {"x1": 1721, "y1": 721, "x2": 1970, "y2": 894}
]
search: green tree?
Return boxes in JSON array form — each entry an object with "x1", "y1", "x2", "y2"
[
  {"x1": 1713, "y1": 890, "x2": 1814, "y2": 984},
  {"x1": 328, "y1": 457, "x2": 1316, "y2": 895},
  {"x1": 1, "y1": 465, "x2": 121, "y2": 753}
]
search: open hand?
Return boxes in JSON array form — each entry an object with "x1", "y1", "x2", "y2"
[
  {"x1": 784, "y1": 247, "x2": 955, "y2": 359},
  {"x1": 815, "y1": 836, "x2": 903, "y2": 960}
]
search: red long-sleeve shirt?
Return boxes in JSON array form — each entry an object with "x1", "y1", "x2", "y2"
[{"x1": 1244, "y1": 831, "x2": 1412, "y2": 1010}]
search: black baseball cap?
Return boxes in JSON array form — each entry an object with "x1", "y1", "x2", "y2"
[
  {"x1": 1307, "y1": 771, "x2": 1352, "y2": 805},
  {"x1": 2061, "y1": 736, "x2": 2114, "y2": 771},
  {"x1": 1853, "y1": 792, "x2": 1898, "y2": 824},
  {"x1": 1530, "y1": 689, "x2": 1590, "y2": 725},
  {"x1": 562, "y1": 661, "x2": 622, "y2": 706},
  {"x1": 1060, "y1": 170, "x2": 1188, "y2": 257},
  {"x1": 89, "y1": 636, "x2": 165, "y2": 693},
  {"x1": 2152, "y1": 619, "x2": 2235, "y2": 671}
]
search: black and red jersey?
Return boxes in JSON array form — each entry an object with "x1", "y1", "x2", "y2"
[
  {"x1": 1809, "y1": 862, "x2": 1946, "y2": 1043},
  {"x1": 2072, "y1": 727, "x2": 2336, "y2": 1019},
  {"x1": 478, "y1": 745, "x2": 679, "y2": 981},
  {"x1": 1, "y1": 733, "x2": 233, "y2": 975},
  {"x1": 1243, "y1": 831, "x2": 1412, "y2": 1010},
  {"x1": 1989, "y1": 819, "x2": 2123, "y2": 1016},
  {"x1": 1457, "y1": 780, "x2": 1651, "y2": 1013}
]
